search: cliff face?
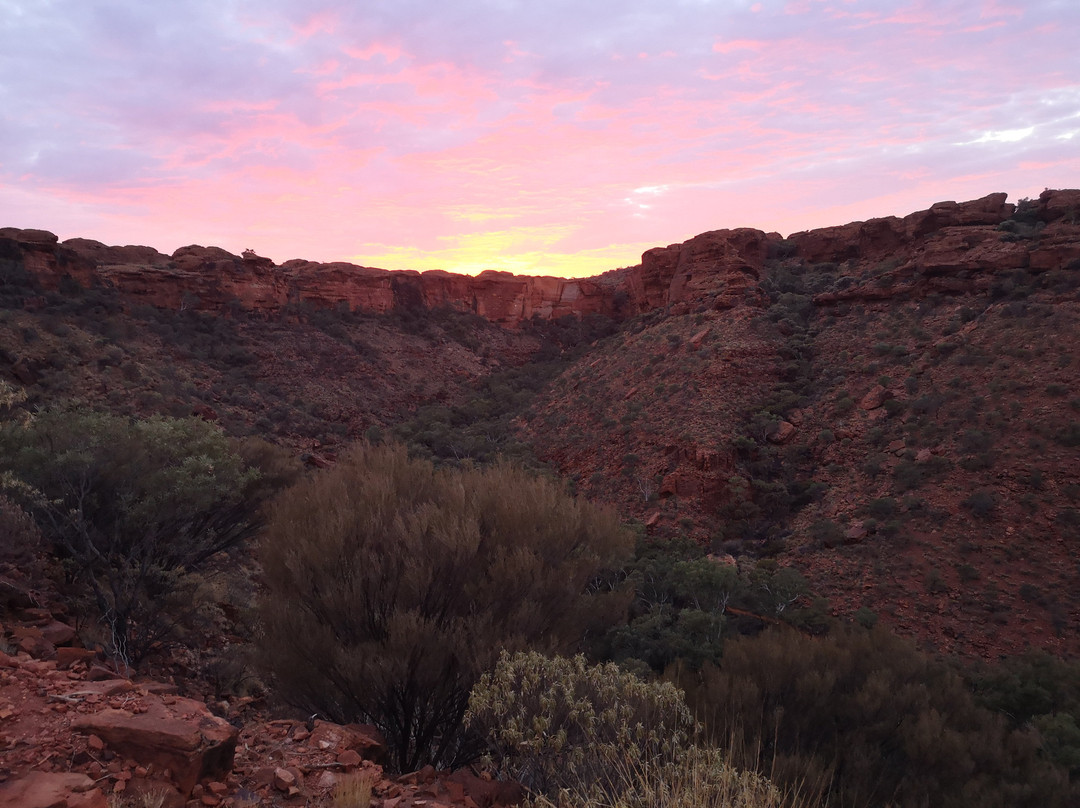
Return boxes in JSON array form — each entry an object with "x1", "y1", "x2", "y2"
[
  {"x1": 2, "y1": 189, "x2": 1078, "y2": 325},
  {"x1": 0, "y1": 230, "x2": 622, "y2": 325}
]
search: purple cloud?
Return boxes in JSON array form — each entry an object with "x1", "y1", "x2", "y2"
[{"x1": 0, "y1": 0, "x2": 1076, "y2": 274}]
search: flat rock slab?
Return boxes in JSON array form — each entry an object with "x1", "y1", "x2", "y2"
[
  {"x1": 72, "y1": 695, "x2": 238, "y2": 795},
  {"x1": 0, "y1": 771, "x2": 107, "y2": 808}
]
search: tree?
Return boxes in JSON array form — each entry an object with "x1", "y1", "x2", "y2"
[
  {"x1": 258, "y1": 442, "x2": 632, "y2": 772},
  {"x1": 0, "y1": 408, "x2": 262, "y2": 666}
]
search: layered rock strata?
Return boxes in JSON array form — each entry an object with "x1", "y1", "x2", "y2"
[{"x1": 2, "y1": 189, "x2": 1077, "y2": 326}]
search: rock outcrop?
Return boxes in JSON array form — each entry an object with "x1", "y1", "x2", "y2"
[
  {"x1": 2, "y1": 190, "x2": 1078, "y2": 327},
  {"x1": 71, "y1": 695, "x2": 239, "y2": 795}
]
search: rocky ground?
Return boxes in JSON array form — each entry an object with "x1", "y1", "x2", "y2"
[{"x1": 0, "y1": 605, "x2": 522, "y2": 808}]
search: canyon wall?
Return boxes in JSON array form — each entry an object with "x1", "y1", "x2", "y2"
[{"x1": 2, "y1": 189, "x2": 1078, "y2": 325}]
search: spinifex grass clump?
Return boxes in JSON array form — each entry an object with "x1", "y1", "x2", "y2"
[{"x1": 467, "y1": 651, "x2": 795, "y2": 808}]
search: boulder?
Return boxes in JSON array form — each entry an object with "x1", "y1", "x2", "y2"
[
  {"x1": 71, "y1": 695, "x2": 238, "y2": 795},
  {"x1": 308, "y1": 720, "x2": 387, "y2": 765},
  {"x1": 844, "y1": 523, "x2": 869, "y2": 544},
  {"x1": 0, "y1": 227, "x2": 58, "y2": 245},
  {"x1": 0, "y1": 771, "x2": 107, "y2": 808},
  {"x1": 444, "y1": 769, "x2": 524, "y2": 808},
  {"x1": 768, "y1": 421, "x2": 797, "y2": 444},
  {"x1": 40, "y1": 620, "x2": 77, "y2": 647},
  {"x1": 860, "y1": 386, "x2": 891, "y2": 411}
]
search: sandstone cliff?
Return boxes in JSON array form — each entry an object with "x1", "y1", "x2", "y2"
[{"x1": 2, "y1": 189, "x2": 1078, "y2": 325}]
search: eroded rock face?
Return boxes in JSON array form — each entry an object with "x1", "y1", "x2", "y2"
[
  {"x1": 4, "y1": 190, "x2": 1078, "y2": 327},
  {"x1": 628, "y1": 228, "x2": 770, "y2": 314},
  {"x1": 788, "y1": 192, "x2": 1015, "y2": 265}
]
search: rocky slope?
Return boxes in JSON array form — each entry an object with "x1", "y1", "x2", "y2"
[
  {"x1": 0, "y1": 601, "x2": 522, "y2": 808},
  {"x1": 3, "y1": 188, "x2": 1079, "y2": 661},
  {"x1": 521, "y1": 188, "x2": 1080, "y2": 659}
]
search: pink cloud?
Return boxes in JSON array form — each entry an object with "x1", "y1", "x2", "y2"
[
  {"x1": 0, "y1": 0, "x2": 1076, "y2": 277},
  {"x1": 712, "y1": 39, "x2": 767, "y2": 54}
]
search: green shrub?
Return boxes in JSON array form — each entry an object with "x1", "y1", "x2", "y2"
[
  {"x1": 593, "y1": 539, "x2": 742, "y2": 673},
  {"x1": 808, "y1": 519, "x2": 844, "y2": 548},
  {"x1": 962, "y1": 489, "x2": 997, "y2": 518},
  {"x1": 258, "y1": 443, "x2": 632, "y2": 771},
  {"x1": 675, "y1": 626, "x2": 1071, "y2": 808},
  {"x1": 467, "y1": 651, "x2": 693, "y2": 800},
  {"x1": 0, "y1": 494, "x2": 42, "y2": 578},
  {"x1": 853, "y1": 606, "x2": 878, "y2": 629},
  {"x1": 1055, "y1": 422, "x2": 1080, "y2": 447},
  {"x1": 468, "y1": 651, "x2": 797, "y2": 808},
  {"x1": 0, "y1": 409, "x2": 262, "y2": 665},
  {"x1": 864, "y1": 497, "x2": 898, "y2": 519}
]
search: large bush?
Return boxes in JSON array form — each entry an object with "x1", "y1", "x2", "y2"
[
  {"x1": 258, "y1": 443, "x2": 632, "y2": 772},
  {"x1": 0, "y1": 409, "x2": 262, "y2": 665},
  {"x1": 673, "y1": 626, "x2": 1073, "y2": 808}
]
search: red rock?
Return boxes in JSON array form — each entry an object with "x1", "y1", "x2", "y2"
[
  {"x1": 17, "y1": 633, "x2": 56, "y2": 660},
  {"x1": 1038, "y1": 188, "x2": 1080, "y2": 222},
  {"x1": 308, "y1": 720, "x2": 387, "y2": 765},
  {"x1": 336, "y1": 749, "x2": 362, "y2": 768},
  {"x1": 768, "y1": 421, "x2": 797, "y2": 444},
  {"x1": 68, "y1": 792, "x2": 108, "y2": 808},
  {"x1": 314, "y1": 771, "x2": 338, "y2": 790},
  {"x1": 860, "y1": 386, "x2": 891, "y2": 411},
  {"x1": 688, "y1": 328, "x2": 710, "y2": 349},
  {"x1": 628, "y1": 228, "x2": 769, "y2": 314},
  {"x1": 273, "y1": 768, "x2": 296, "y2": 792},
  {"x1": 305, "y1": 452, "x2": 333, "y2": 469},
  {"x1": 56, "y1": 647, "x2": 97, "y2": 668},
  {"x1": 139, "y1": 681, "x2": 180, "y2": 695},
  {"x1": 659, "y1": 472, "x2": 701, "y2": 498},
  {"x1": 40, "y1": 621, "x2": 77, "y2": 646},
  {"x1": 0, "y1": 771, "x2": 107, "y2": 808},
  {"x1": 191, "y1": 405, "x2": 219, "y2": 422},
  {"x1": 64, "y1": 679, "x2": 134, "y2": 698},
  {"x1": 0, "y1": 227, "x2": 59, "y2": 244},
  {"x1": 844, "y1": 523, "x2": 868, "y2": 544},
  {"x1": 915, "y1": 226, "x2": 1028, "y2": 275},
  {"x1": 708, "y1": 553, "x2": 738, "y2": 567},
  {"x1": 72, "y1": 695, "x2": 238, "y2": 796},
  {"x1": 444, "y1": 769, "x2": 524, "y2": 808},
  {"x1": 5, "y1": 190, "x2": 1078, "y2": 334},
  {"x1": 86, "y1": 664, "x2": 119, "y2": 682}
]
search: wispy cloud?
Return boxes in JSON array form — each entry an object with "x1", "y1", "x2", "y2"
[{"x1": 1, "y1": 0, "x2": 1077, "y2": 273}]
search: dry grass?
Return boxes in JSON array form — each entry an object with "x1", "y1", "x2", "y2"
[
  {"x1": 330, "y1": 771, "x2": 375, "y2": 808},
  {"x1": 526, "y1": 742, "x2": 813, "y2": 808}
]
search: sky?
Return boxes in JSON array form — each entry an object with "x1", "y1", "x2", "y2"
[{"x1": 2, "y1": 1, "x2": 1078, "y2": 278}]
